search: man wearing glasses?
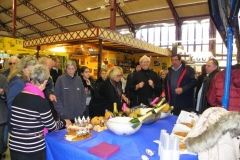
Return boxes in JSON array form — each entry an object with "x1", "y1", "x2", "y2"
[{"x1": 1, "y1": 56, "x2": 19, "y2": 78}]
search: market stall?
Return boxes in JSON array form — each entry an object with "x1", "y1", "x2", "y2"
[{"x1": 45, "y1": 115, "x2": 197, "y2": 160}]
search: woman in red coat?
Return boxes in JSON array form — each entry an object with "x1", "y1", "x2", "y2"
[{"x1": 206, "y1": 64, "x2": 240, "y2": 112}]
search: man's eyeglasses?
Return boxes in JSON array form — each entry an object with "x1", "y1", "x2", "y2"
[{"x1": 9, "y1": 62, "x2": 16, "y2": 65}]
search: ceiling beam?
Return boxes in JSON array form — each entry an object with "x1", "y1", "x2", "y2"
[
  {"x1": 57, "y1": 0, "x2": 94, "y2": 28},
  {"x1": 0, "y1": 0, "x2": 31, "y2": 14},
  {"x1": 22, "y1": 14, "x2": 210, "y2": 38},
  {"x1": 0, "y1": 20, "x2": 28, "y2": 39},
  {"x1": 15, "y1": 7, "x2": 169, "y2": 31},
  {"x1": 175, "y1": 1, "x2": 207, "y2": 8},
  {"x1": 3, "y1": 1, "x2": 207, "y2": 25},
  {"x1": 166, "y1": 0, "x2": 180, "y2": 41},
  {"x1": 18, "y1": 0, "x2": 68, "y2": 33},
  {"x1": 116, "y1": 4, "x2": 135, "y2": 34},
  {"x1": 0, "y1": 6, "x2": 47, "y2": 37},
  {"x1": 0, "y1": 20, "x2": 12, "y2": 37},
  {"x1": 166, "y1": 0, "x2": 179, "y2": 25}
]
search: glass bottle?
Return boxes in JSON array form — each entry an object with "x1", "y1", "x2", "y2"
[
  {"x1": 113, "y1": 102, "x2": 120, "y2": 117},
  {"x1": 152, "y1": 97, "x2": 166, "y2": 108},
  {"x1": 129, "y1": 103, "x2": 170, "y2": 128}
]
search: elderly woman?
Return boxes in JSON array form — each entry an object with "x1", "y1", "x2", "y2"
[
  {"x1": 53, "y1": 60, "x2": 86, "y2": 120},
  {"x1": 7, "y1": 56, "x2": 38, "y2": 133},
  {"x1": 9, "y1": 64, "x2": 71, "y2": 160},
  {"x1": 7, "y1": 56, "x2": 38, "y2": 110},
  {"x1": 129, "y1": 55, "x2": 161, "y2": 105},
  {"x1": 89, "y1": 66, "x2": 129, "y2": 118}
]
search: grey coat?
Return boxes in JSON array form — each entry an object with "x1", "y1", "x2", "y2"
[
  {"x1": 53, "y1": 74, "x2": 86, "y2": 120},
  {"x1": 0, "y1": 74, "x2": 8, "y2": 125}
]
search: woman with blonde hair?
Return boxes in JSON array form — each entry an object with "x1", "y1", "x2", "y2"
[
  {"x1": 89, "y1": 66, "x2": 129, "y2": 118},
  {"x1": 7, "y1": 56, "x2": 38, "y2": 130}
]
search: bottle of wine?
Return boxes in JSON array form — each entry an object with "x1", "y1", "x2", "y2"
[
  {"x1": 121, "y1": 103, "x2": 128, "y2": 117},
  {"x1": 113, "y1": 102, "x2": 120, "y2": 117},
  {"x1": 129, "y1": 103, "x2": 170, "y2": 128},
  {"x1": 152, "y1": 97, "x2": 166, "y2": 108}
]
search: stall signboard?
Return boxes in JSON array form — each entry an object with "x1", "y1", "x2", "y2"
[
  {"x1": 3, "y1": 37, "x2": 24, "y2": 50},
  {"x1": 0, "y1": 37, "x2": 4, "y2": 50},
  {"x1": 0, "y1": 37, "x2": 68, "y2": 57}
]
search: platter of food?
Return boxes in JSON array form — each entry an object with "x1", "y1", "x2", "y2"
[{"x1": 65, "y1": 116, "x2": 93, "y2": 142}]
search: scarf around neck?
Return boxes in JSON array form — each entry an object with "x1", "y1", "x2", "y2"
[
  {"x1": 23, "y1": 83, "x2": 45, "y2": 99},
  {"x1": 110, "y1": 79, "x2": 122, "y2": 100}
]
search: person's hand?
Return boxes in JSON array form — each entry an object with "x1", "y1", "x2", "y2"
[
  {"x1": 122, "y1": 94, "x2": 130, "y2": 105},
  {"x1": 136, "y1": 81, "x2": 144, "y2": 90},
  {"x1": 64, "y1": 119, "x2": 72, "y2": 127},
  {"x1": 175, "y1": 87, "x2": 183, "y2": 94},
  {"x1": 124, "y1": 97, "x2": 130, "y2": 105},
  {"x1": 0, "y1": 88, "x2": 4, "y2": 95},
  {"x1": 49, "y1": 94, "x2": 57, "y2": 102},
  {"x1": 86, "y1": 79, "x2": 91, "y2": 86},
  {"x1": 148, "y1": 79, "x2": 154, "y2": 88}
]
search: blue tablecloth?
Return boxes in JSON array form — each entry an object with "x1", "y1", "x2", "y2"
[{"x1": 45, "y1": 115, "x2": 198, "y2": 160}]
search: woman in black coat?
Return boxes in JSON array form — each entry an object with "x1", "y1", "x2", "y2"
[{"x1": 89, "y1": 66, "x2": 129, "y2": 118}]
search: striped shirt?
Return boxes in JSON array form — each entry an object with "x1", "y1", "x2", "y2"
[{"x1": 10, "y1": 93, "x2": 66, "y2": 153}]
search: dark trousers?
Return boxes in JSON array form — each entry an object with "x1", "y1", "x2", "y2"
[
  {"x1": 0, "y1": 125, "x2": 4, "y2": 154},
  {"x1": 10, "y1": 149, "x2": 46, "y2": 160},
  {"x1": 83, "y1": 105, "x2": 89, "y2": 118}
]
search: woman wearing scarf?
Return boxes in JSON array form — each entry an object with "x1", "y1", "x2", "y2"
[
  {"x1": 9, "y1": 65, "x2": 71, "y2": 160},
  {"x1": 89, "y1": 66, "x2": 129, "y2": 118}
]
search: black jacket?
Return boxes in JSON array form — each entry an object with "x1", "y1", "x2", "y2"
[
  {"x1": 94, "y1": 77, "x2": 105, "y2": 92},
  {"x1": 89, "y1": 79, "x2": 122, "y2": 118},
  {"x1": 50, "y1": 68, "x2": 62, "y2": 85},
  {"x1": 129, "y1": 69, "x2": 161, "y2": 105},
  {"x1": 198, "y1": 69, "x2": 219, "y2": 114},
  {"x1": 165, "y1": 63, "x2": 197, "y2": 111}
]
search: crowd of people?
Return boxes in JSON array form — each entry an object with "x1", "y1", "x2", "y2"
[{"x1": 0, "y1": 54, "x2": 240, "y2": 159}]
